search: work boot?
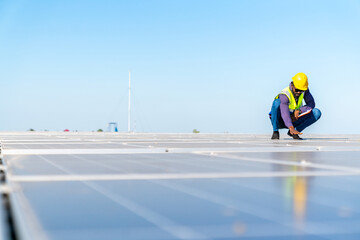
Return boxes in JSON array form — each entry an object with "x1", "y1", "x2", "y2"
[
  {"x1": 271, "y1": 131, "x2": 279, "y2": 140},
  {"x1": 287, "y1": 130, "x2": 303, "y2": 140}
]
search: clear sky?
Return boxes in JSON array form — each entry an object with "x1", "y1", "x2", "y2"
[{"x1": 1, "y1": 0, "x2": 359, "y2": 133}]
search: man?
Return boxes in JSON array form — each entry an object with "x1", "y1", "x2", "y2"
[{"x1": 269, "y1": 73, "x2": 321, "y2": 140}]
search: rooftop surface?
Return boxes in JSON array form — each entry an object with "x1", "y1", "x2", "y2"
[{"x1": 1, "y1": 132, "x2": 360, "y2": 240}]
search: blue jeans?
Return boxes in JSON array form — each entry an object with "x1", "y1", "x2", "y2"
[{"x1": 269, "y1": 99, "x2": 321, "y2": 132}]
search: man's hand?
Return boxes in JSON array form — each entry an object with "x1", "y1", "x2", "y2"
[
  {"x1": 294, "y1": 110, "x2": 300, "y2": 120},
  {"x1": 289, "y1": 126, "x2": 302, "y2": 135},
  {"x1": 291, "y1": 110, "x2": 300, "y2": 122}
]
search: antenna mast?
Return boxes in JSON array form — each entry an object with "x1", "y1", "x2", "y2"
[{"x1": 128, "y1": 71, "x2": 131, "y2": 132}]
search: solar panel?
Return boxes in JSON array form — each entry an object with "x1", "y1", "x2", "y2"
[{"x1": 1, "y1": 132, "x2": 360, "y2": 239}]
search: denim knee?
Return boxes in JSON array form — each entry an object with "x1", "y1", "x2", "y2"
[
  {"x1": 312, "y1": 108, "x2": 321, "y2": 120},
  {"x1": 272, "y1": 99, "x2": 281, "y2": 109}
]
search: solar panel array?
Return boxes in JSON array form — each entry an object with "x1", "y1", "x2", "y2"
[{"x1": 1, "y1": 132, "x2": 360, "y2": 240}]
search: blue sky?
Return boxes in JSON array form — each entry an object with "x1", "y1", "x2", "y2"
[{"x1": 1, "y1": 0, "x2": 359, "y2": 133}]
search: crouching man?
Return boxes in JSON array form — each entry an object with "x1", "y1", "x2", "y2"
[{"x1": 269, "y1": 73, "x2": 321, "y2": 140}]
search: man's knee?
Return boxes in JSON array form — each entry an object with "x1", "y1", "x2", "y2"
[
  {"x1": 272, "y1": 99, "x2": 281, "y2": 108},
  {"x1": 312, "y1": 108, "x2": 321, "y2": 120}
]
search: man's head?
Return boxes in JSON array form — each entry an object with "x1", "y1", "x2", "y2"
[{"x1": 291, "y1": 72, "x2": 308, "y2": 97}]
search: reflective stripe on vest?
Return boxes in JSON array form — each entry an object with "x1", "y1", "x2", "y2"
[{"x1": 275, "y1": 86, "x2": 304, "y2": 112}]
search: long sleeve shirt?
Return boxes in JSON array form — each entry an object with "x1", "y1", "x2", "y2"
[{"x1": 279, "y1": 84, "x2": 315, "y2": 128}]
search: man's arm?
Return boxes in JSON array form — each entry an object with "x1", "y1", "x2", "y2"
[
  {"x1": 300, "y1": 89, "x2": 315, "y2": 113},
  {"x1": 279, "y1": 95, "x2": 302, "y2": 135},
  {"x1": 279, "y1": 94, "x2": 293, "y2": 128}
]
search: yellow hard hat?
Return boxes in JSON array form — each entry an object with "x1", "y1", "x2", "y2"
[{"x1": 292, "y1": 72, "x2": 308, "y2": 90}]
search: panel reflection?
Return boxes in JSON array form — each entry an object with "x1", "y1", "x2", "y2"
[{"x1": 272, "y1": 152, "x2": 316, "y2": 228}]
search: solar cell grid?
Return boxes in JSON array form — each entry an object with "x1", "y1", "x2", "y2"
[{"x1": 1, "y1": 132, "x2": 360, "y2": 239}]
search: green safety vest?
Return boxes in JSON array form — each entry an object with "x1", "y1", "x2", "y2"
[{"x1": 275, "y1": 86, "x2": 304, "y2": 112}]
